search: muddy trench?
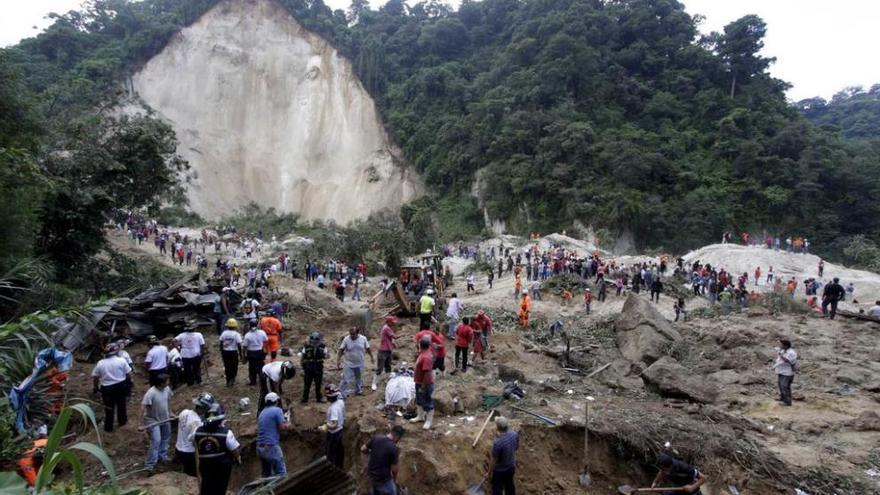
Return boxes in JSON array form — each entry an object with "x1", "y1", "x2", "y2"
[{"x1": 230, "y1": 419, "x2": 655, "y2": 494}]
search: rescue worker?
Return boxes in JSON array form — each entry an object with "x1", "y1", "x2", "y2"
[
  {"x1": 257, "y1": 392, "x2": 292, "y2": 477},
  {"x1": 239, "y1": 294, "x2": 260, "y2": 326},
  {"x1": 300, "y1": 332, "x2": 328, "y2": 403},
  {"x1": 410, "y1": 336, "x2": 435, "y2": 430},
  {"x1": 92, "y1": 343, "x2": 132, "y2": 432},
  {"x1": 651, "y1": 453, "x2": 707, "y2": 495},
  {"x1": 822, "y1": 277, "x2": 845, "y2": 319},
  {"x1": 175, "y1": 323, "x2": 206, "y2": 386},
  {"x1": 372, "y1": 316, "x2": 399, "y2": 391},
  {"x1": 518, "y1": 290, "x2": 531, "y2": 327},
  {"x1": 144, "y1": 335, "x2": 169, "y2": 386},
  {"x1": 259, "y1": 308, "x2": 283, "y2": 360},
  {"x1": 219, "y1": 318, "x2": 243, "y2": 387},
  {"x1": 419, "y1": 288, "x2": 436, "y2": 329},
  {"x1": 319, "y1": 384, "x2": 345, "y2": 469},
  {"x1": 243, "y1": 320, "x2": 268, "y2": 386},
  {"x1": 194, "y1": 403, "x2": 240, "y2": 495},
  {"x1": 176, "y1": 393, "x2": 214, "y2": 476},
  {"x1": 583, "y1": 288, "x2": 593, "y2": 315},
  {"x1": 259, "y1": 360, "x2": 296, "y2": 411},
  {"x1": 16, "y1": 437, "x2": 48, "y2": 486}
]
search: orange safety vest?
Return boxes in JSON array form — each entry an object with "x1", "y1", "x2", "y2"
[{"x1": 17, "y1": 439, "x2": 48, "y2": 486}]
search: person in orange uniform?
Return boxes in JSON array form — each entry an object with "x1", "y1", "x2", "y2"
[
  {"x1": 17, "y1": 438, "x2": 48, "y2": 486},
  {"x1": 518, "y1": 290, "x2": 531, "y2": 327},
  {"x1": 260, "y1": 308, "x2": 284, "y2": 360}
]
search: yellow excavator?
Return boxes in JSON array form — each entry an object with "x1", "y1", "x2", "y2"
[{"x1": 380, "y1": 252, "x2": 450, "y2": 316}]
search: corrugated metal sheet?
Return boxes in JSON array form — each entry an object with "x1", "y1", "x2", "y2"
[{"x1": 237, "y1": 457, "x2": 356, "y2": 495}]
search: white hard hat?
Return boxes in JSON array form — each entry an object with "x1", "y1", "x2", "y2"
[
  {"x1": 426, "y1": 288, "x2": 435, "y2": 295},
  {"x1": 522, "y1": 290, "x2": 528, "y2": 295},
  {"x1": 264, "y1": 392, "x2": 280, "y2": 404}
]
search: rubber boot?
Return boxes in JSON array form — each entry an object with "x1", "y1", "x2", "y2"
[
  {"x1": 409, "y1": 410, "x2": 425, "y2": 423},
  {"x1": 371, "y1": 374, "x2": 378, "y2": 391},
  {"x1": 423, "y1": 410, "x2": 434, "y2": 430}
]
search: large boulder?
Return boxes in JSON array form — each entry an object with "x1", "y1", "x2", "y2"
[
  {"x1": 642, "y1": 356, "x2": 719, "y2": 404},
  {"x1": 616, "y1": 294, "x2": 681, "y2": 365}
]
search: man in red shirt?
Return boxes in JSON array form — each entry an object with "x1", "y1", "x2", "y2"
[
  {"x1": 472, "y1": 310, "x2": 493, "y2": 354},
  {"x1": 431, "y1": 326, "x2": 447, "y2": 377},
  {"x1": 414, "y1": 326, "x2": 434, "y2": 354},
  {"x1": 372, "y1": 316, "x2": 399, "y2": 391},
  {"x1": 409, "y1": 337, "x2": 435, "y2": 430},
  {"x1": 455, "y1": 317, "x2": 474, "y2": 373}
]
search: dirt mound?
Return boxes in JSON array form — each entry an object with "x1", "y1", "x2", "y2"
[
  {"x1": 683, "y1": 243, "x2": 880, "y2": 310},
  {"x1": 615, "y1": 293, "x2": 681, "y2": 365},
  {"x1": 126, "y1": 472, "x2": 198, "y2": 495}
]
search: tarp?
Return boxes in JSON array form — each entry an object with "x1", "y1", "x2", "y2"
[
  {"x1": 384, "y1": 373, "x2": 416, "y2": 407},
  {"x1": 8, "y1": 348, "x2": 73, "y2": 433}
]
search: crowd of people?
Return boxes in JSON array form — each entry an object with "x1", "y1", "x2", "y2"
[{"x1": 88, "y1": 217, "x2": 875, "y2": 495}]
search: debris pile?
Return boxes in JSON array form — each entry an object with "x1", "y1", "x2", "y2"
[{"x1": 51, "y1": 272, "x2": 222, "y2": 360}]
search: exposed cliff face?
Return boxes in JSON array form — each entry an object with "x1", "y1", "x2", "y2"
[{"x1": 131, "y1": 0, "x2": 421, "y2": 222}]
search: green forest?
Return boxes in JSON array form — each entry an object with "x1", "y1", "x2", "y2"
[
  {"x1": 797, "y1": 85, "x2": 880, "y2": 141},
  {"x1": 2, "y1": 0, "x2": 880, "y2": 301}
]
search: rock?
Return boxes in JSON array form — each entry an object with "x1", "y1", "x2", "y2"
[
  {"x1": 433, "y1": 390, "x2": 456, "y2": 415},
  {"x1": 128, "y1": 472, "x2": 198, "y2": 495},
  {"x1": 709, "y1": 369, "x2": 740, "y2": 385},
  {"x1": 848, "y1": 410, "x2": 880, "y2": 431},
  {"x1": 836, "y1": 368, "x2": 870, "y2": 385},
  {"x1": 864, "y1": 382, "x2": 880, "y2": 393},
  {"x1": 716, "y1": 329, "x2": 757, "y2": 350},
  {"x1": 747, "y1": 306, "x2": 769, "y2": 317},
  {"x1": 641, "y1": 357, "x2": 719, "y2": 404},
  {"x1": 616, "y1": 294, "x2": 681, "y2": 365},
  {"x1": 497, "y1": 364, "x2": 527, "y2": 383},
  {"x1": 739, "y1": 372, "x2": 770, "y2": 386}
]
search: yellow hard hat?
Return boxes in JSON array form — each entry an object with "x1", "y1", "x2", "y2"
[{"x1": 225, "y1": 318, "x2": 239, "y2": 329}]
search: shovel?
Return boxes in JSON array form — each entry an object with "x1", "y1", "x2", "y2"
[
  {"x1": 466, "y1": 473, "x2": 489, "y2": 495},
  {"x1": 617, "y1": 485, "x2": 687, "y2": 494},
  {"x1": 578, "y1": 396, "x2": 595, "y2": 486}
]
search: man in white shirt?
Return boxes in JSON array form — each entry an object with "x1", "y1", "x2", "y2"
[
  {"x1": 92, "y1": 343, "x2": 132, "y2": 432},
  {"x1": 243, "y1": 323, "x2": 268, "y2": 386},
  {"x1": 167, "y1": 339, "x2": 183, "y2": 390},
  {"x1": 445, "y1": 293, "x2": 463, "y2": 339},
  {"x1": 337, "y1": 327, "x2": 374, "y2": 399},
  {"x1": 219, "y1": 319, "x2": 243, "y2": 387},
  {"x1": 259, "y1": 361, "x2": 296, "y2": 411},
  {"x1": 320, "y1": 384, "x2": 345, "y2": 469},
  {"x1": 175, "y1": 325, "x2": 206, "y2": 386},
  {"x1": 240, "y1": 296, "x2": 259, "y2": 325},
  {"x1": 175, "y1": 405, "x2": 202, "y2": 476},
  {"x1": 868, "y1": 300, "x2": 880, "y2": 318},
  {"x1": 773, "y1": 339, "x2": 798, "y2": 406},
  {"x1": 144, "y1": 335, "x2": 169, "y2": 386}
]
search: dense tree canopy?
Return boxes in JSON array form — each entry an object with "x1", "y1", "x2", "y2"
[
  {"x1": 2, "y1": 0, "x2": 880, "y2": 259},
  {"x1": 798, "y1": 85, "x2": 880, "y2": 141}
]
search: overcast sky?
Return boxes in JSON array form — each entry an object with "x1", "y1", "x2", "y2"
[{"x1": 2, "y1": 0, "x2": 878, "y2": 101}]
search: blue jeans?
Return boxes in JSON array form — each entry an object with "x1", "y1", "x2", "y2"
[
  {"x1": 257, "y1": 444, "x2": 287, "y2": 477},
  {"x1": 145, "y1": 423, "x2": 171, "y2": 468},
  {"x1": 340, "y1": 366, "x2": 364, "y2": 398},
  {"x1": 447, "y1": 319, "x2": 458, "y2": 339},
  {"x1": 371, "y1": 478, "x2": 397, "y2": 495},
  {"x1": 416, "y1": 383, "x2": 435, "y2": 412}
]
